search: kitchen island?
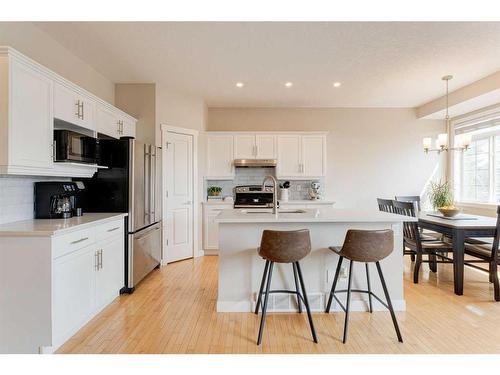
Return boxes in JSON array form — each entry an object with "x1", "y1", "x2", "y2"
[{"x1": 215, "y1": 208, "x2": 412, "y2": 313}]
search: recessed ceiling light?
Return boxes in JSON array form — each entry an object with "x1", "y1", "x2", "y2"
[
  {"x1": 285, "y1": 82, "x2": 293, "y2": 88},
  {"x1": 333, "y1": 82, "x2": 342, "y2": 88},
  {"x1": 236, "y1": 82, "x2": 244, "y2": 88}
]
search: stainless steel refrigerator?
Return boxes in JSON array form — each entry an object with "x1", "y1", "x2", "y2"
[{"x1": 77, "y1": 138, "x2": 162, "y2": 293}]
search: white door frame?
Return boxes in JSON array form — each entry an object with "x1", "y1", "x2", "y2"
[{"x1": 161, "y1": 124, "x2": 199, "y2": 264}]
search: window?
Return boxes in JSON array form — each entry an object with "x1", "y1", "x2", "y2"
[{"x1": 454, "y1": 113, "x2": 500, "y2": 204}]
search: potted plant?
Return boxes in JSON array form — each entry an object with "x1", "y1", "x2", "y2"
[
  {"x1": 428, "y1": 180, "x2": 460, "y2": 217},
  {"x1": 207, "y1": 186, "x2": 223, "y2": 198}
]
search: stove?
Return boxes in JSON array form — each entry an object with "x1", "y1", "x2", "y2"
[{"x1": 234, "y1": 185, "x2": 274, "y2": 208}]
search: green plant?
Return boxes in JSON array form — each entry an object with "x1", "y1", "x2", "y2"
[
  {"x1": 428, "y1": 180, "x2": 454, "y2": 209},
  {"x1": 207, "y1": 186, "x2": 222, "y2": 196}
]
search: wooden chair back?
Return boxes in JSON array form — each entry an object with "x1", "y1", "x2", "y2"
[
  {"x1": 377, "y1": 198, "x2": 395, "y2": 213},
  {"x1": 393, "y1": 200, "x2": 421, "y2": 248},
  {"x1": 395, "y1": 195, "x2": 422, "y2": 212}
]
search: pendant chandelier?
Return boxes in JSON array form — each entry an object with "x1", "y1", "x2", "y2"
[{"x1": 423, "y1": 75, "x2": 471, "y2": 154}]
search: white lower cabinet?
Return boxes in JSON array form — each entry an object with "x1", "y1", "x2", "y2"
[
  {"x1": 203, "y1": 204, "x2": 232, "y2": 252},
  {"x1": 0, "y1": 215, "x2": 125, "y2": 353},
  {"x1": 53, "y1": 244, "x2": 96, "y2": 346}
]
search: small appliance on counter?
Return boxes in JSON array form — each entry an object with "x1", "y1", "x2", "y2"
[
  {"x1": 34, "y1": 181, "x2": 86, "y2": 219},
  {"x1": 308, "y1": 181, "x2": 323, "y2": 200}
]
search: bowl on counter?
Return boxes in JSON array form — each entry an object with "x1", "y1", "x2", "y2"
[{"x1": 438, "y1": 207, "x2": 461, "y2": 217}]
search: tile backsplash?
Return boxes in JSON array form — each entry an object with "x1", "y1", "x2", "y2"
[
  {"x1": 205, "y1": 168, "x2": 324, "y2": 201},
  {"x1": 0, "y1": 175, "x2": 70, "y2": 224}
]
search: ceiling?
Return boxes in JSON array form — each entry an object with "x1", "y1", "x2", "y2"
[{"x1": 35, "y1": 22, "x2": 500, "y2": 108}]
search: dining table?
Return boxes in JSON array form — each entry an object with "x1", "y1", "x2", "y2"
[{"x1": 418, "y1": 212, "x2": 497, "y2": 295}]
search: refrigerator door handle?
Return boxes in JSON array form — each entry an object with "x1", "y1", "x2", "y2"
[
  {"x1": 150, "y1": 146, "x2": 156, "y2": 223},
  {"x1": 144, "y1": 144, "x2": 150, "y2": 223}
]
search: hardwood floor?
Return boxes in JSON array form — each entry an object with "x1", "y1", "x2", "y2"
[{"x1": 57, "y1": 256, "x2": 500, "y2": 354}]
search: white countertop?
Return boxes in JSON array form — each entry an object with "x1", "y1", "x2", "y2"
[
  {"x1": 215, "y1": 207, "x2": 413, "y2": 223},
  {"x1": 202, "y1": 199, "x2": 335, "y2": 206},
  {"x1": 0, "y1": 213, "x2": 128, "y2": 237}
]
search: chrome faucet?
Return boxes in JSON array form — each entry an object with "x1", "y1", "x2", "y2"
[{"x1": 262, "y1": 175, "x2": 278, "y2": 215}]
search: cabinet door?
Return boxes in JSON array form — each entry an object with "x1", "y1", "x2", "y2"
[
  {"x1": 302, "y1": 135, "x2": 326, "y2": 177},
  {"x1": 53, "y1": 245, "x2": 96, "y2": 345},
  {"x1": 255, "y1": 134, "x2": 276, "y2": 159},
  {"x1": 96, "y1": 105, "x2": 120, "y2": 139},
  {"x1": 204, "y1": 208, "x2": 224, "y2": 250},
  {"x1": 79, "y1": 96, "x2": 95, "y2": 131},
  {"x1": 54, "y1": 82, "x2": 80, "y2": 126},
  {"x1": 10, "y1": 60, "x2": 53, "y2": 169},
  {"x1": 234, "y1": 134, "x2": 256, "y2": 159},
  {"x1": 121, "y1": 117, "x2": 136, "y2": 138},
  {"x1": 276, "y1": 135, "x2": 302, "y2": 178},
  {"x1": 95, "y1": 235, "x2": 124, "y2": 309},
  {"x1": 206, "y1": 135, "x2": 234, "y2": 178}
]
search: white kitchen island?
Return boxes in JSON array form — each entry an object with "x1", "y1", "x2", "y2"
[{"x1": 215, "y1": 208, "x2": 412, "y2": 313}]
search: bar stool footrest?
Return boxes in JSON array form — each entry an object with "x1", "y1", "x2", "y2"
[{"x1": 330, "y1": 289, "x2": 390, "y2": 311}]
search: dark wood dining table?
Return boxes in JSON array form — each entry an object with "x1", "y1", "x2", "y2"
[{"x1": 418, "y1": 212, "x2": 497, "y2": 295}]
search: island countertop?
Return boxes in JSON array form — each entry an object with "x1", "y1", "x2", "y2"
[{"x1": 215, "y1": 207, "x2": 412, "y2": 224}]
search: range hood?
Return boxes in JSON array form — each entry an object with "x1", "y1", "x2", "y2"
[{"x1": 234, "y1": 159, "x2": 277, "y2": 168}]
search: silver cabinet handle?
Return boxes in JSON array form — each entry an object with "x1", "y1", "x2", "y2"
[
  {"x1": 81, "y1": 101, "x2": 84, "y2": 120},
  {"x1": 107, "y1": 227, "x2": 120, "y2": 232},
  {"x1": 94, "y1": 251, "x2": 99, "y2": 270},
  {"x1": 99, "y1": 249, "x2": 103, "y2": 269},
  {"x1": 70, "y1": 237, "x2": 89, "y2": 245},
  {"x1": 75, "y1": 100, "x2": 80, "y2": 117}
]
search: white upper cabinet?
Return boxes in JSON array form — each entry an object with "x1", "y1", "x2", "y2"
[
  {"x1": 1, "y1": 55, "x2": 54, "y2": 172},
  {"x1": 0, "y1": 47, "x2": 137, "y2": 177},
  {"x1": 234, "y1": 134, "x2": 256, "y2": 159},
  {"x1": 301, "y1": 135, "x2": 326, "y2": 177},
  {"x1": 276, "y1": 134, "x2": 326, "y2": 179},
  {"x1": 96, "y1": 103, "x2": 136, "y2": 139},
  {"x1": 54, "y1": 82, "x2": 95, "y2": 131},
  {"x1": 204, "y1": 132, "x2": 326, "y2": 179},
  {"x1": 277, "y1": 135, "x2": 302, "y2": 177},
  {"x1": 255, "y1": 134, "x2": 276, "y2": 159},
  {"x1": 234, "y1": 134, "x2": 276, "y2": 159},
  {"x1": 206, "y1": 134, "x2": 234, "y2": 178}
]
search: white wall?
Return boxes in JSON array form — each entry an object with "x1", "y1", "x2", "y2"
[
  {"x1": 0, "y1": 22, "x2": 114, "y2": 103},
  {"x1": 155, "y1": 85, "x2": 207, "y2": 146},
  {"x1": 208, "y1": 107, "x2": 445, "y2": 209}
]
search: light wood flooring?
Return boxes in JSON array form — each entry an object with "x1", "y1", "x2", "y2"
[{"x1": 57, "y1": 256, "x2": 500, "y2": 354}]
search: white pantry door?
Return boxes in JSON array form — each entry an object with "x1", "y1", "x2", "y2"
[{"x1": 165, "y1": 132, "x2": 194, "y2": 263}]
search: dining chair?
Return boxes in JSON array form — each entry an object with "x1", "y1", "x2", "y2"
[
  {"x1": 393, "y1": 201, "x2": 454, "y2": 283},
  {"x1": 377, "y1": 198, "x2": 395, "y2": 213},
  {"x1": 463, "y1": 206, "x2": 500, "y2": 301}
]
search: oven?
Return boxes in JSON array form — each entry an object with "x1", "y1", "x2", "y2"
[
  {"x1": 54, "y1": 129, "x2": 99, "y2": 164},
  {"x1": 234, "y1": 185, "x2": 274, "y2": 208}
]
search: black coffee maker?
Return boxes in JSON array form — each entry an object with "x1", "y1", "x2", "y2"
[{"x1": 34, "y1": 182, "x2": 85, "y2": 219}]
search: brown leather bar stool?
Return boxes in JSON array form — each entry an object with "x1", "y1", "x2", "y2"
[
  {"x1": 325, "y1": 229, "x2": 403, "y2": 343},
  {"x1": 254, "y1": 229, "x2": 318, "y2": 345}
]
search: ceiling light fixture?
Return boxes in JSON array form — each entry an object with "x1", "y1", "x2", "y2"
[
  {"x1": 236, "y1": 82, "x2": 244, "y2": 88},
  {"x1": 423, "y1": 75, "x2": 470, "y2": 154},
  {"x1": 285, "y1": 82, "x2": 293, "y2": 88},
  {"x1": 333, "y1": 82, "x2": 341, "y2": 88}
]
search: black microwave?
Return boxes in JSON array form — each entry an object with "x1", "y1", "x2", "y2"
[{"x1": 54, "y1": 130, "x2": 99, "y2": 164}]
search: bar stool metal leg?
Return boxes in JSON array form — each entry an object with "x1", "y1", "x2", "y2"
[
  {"x1": 375, "y1": 261, "x2": 403, "y2": 343},
  {"x1": 325, "y1": 256, "x2": 343, "y2": 313},
  {"x1": 342, "y1": 260, "x2": 354, "y2": 343},
  {"x1": 292, "y1": 263, "x2": 302, "y2": 313},
  {"x1": 255, "y1": 260, "x2": 270, "y2": 314},
  {"x1": 257, "y1": 261, "x2": 274, "y2": 345},
  {"x1": 295, "y1": 262, "x2": 318, "y2": 343},
  {"x1": 365, "y1": 263, "x2": 373, "y2": 313}
]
